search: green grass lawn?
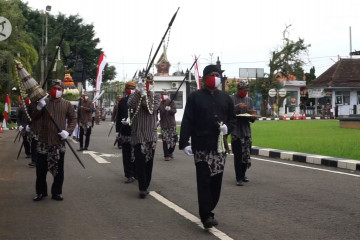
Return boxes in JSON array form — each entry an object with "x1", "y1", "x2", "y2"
[{"x1": 251, "y1": 120, "x2": 360, "y2": 160}]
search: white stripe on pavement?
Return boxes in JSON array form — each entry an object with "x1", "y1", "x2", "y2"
[
  {"x1": 150, "y1": 191, "x2": 234, "y2": 240},
  {"x1": 83, "y1": 151, "x2": 110, "y2": 163},
  {"x1": 251, "y1": 157, "x2": 360, "y2": 177}
]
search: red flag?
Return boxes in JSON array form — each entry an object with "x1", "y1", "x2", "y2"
[
  {"x1": 194, "y1": 56, "x2": 201, "y2": 89},
  {"x1": 95, "y1": 53, "x2": 106, "y2": 107}
]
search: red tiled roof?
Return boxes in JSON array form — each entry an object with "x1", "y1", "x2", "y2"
[{"x1": 308, "y1": 58, "x2": 360, "y2": 88}]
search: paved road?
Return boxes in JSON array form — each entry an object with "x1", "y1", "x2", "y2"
[{"x1": 1, "y1": 123, "x2": 360, "y2": 240}]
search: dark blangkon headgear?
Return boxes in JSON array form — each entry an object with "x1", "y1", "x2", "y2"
[{"x1": 203, "y1": 64, "x2": 221, "y2": 77}]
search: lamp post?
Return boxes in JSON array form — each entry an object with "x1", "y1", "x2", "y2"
[{"x1": 40, "y1": 5, "x2": 51, "y2": 90}]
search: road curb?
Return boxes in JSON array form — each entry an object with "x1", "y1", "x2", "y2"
[{"x1": 250, "y1": 146, "x2": 360, "y2": 171}]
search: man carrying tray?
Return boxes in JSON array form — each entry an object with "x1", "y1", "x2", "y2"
[{"x1": 230, "y1": 80, "x2": 256, "y2": 186}]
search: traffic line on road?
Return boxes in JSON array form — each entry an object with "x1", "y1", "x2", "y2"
[
  {"x1": 83, "y1": 151, "x2": 110, "y2": 163},
  {"x1": 150, "y1": 191, "x2": 233, "y2": 240},
  {"x1": 252, "y1": 157, "x2": 360, "y2": 177}
]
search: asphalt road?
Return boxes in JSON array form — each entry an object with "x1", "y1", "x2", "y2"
[{"x1": 1, "y1": 122, "x2": 360, "y2": 240}]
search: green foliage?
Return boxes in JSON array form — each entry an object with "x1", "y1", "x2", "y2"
[{"x1": 225, "y1": 78, "x2": 238, "y2": 95}]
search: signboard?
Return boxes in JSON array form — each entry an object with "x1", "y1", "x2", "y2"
[
  {"x1": 278, "y1": 88, "x2": 287, "y2": 97},
  {"x1": 268, "y1": 89, "x2": 276, "y2": 97},
  {"x1": 0, "y1": 16, "x2": 12, "y2": 41},
  {"x1": 308, "y1": 88, "x2": 325, "y2": 98},
  {"x1": 283, "y1": 80, "x2": 306, "y2": 87},
  {"x1": 239, "y1": 68, "x2": 264, "y2": 78}
]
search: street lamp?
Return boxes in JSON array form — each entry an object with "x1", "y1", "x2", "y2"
[{"x1": 40, "y1": 5, "x2": 51, "y2": 90}]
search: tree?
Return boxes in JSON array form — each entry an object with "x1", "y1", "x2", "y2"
[
  {"x1": 259, "y1": 24, "x2": 311, "y2": 116},
  {"x1": 0, "y1": 0, "x2": 38, "y2": 107}
]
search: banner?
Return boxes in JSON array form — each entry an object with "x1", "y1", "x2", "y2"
[
  {"x1": 308, "y1": 88, "x2": 325, "y2": 98},
  {"x1": 95, "y1": 53, "x2": 106, "y2": 106},
  {"x1": 194, "y1": 56, "x2": 201, "y2": 89}
]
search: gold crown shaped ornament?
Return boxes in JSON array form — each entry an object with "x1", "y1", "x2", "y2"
[{"x1": 15, "y1": 60, "x2": 48, "y2": 103}]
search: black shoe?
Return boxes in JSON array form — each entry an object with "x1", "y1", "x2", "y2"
[
  {"x1": 52, "y1": 194, "x2": 64, "y2": 201},
  {"x1": 243, "y1": 177, "x2": 249, "y2": 182},
  {"x1": 139, "y1": 190, "x2": 149, "y2": 199},
  {"x1": 33, "y1": 193, "x2": 47, "y2": 201},
  {"x1": 77, "y1": 147, "x2": 84, "y2": 151},
  {"x1": 202, "y1": 217, "x2": 213, "y2": 229},
  {"x1": 212, "y1": 217, "x2": 218, "y2": 226},
  {"x1": 236, "y1": 180, "x2": 244, "y2": 186},
  {"x1": 83, "y1": 147, "x2": 88, "y2": 150},
  {"x1": 28, "y1": 162, "x2": 36, "y2": 168},
  {"x1": 125, "y1": 177, "x2": 135, "y2": 183},
  {"x1": 26, "y1": 155, "x2": 31, "y2": 159}
]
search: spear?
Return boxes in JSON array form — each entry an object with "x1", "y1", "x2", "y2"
[
  {"x1": 143, "y1": 7, "x2": 179, "y2": 78},
  {"x1": 168, "y1": 55, "x2": 199, "y2": 106}
]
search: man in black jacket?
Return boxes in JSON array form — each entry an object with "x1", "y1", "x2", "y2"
[
  {"x1": 179, "y1": 64, "x2": 236, "y2": 229},
  {"x1": 116, "y1": 81, "x2": 136, "y2": 183}
]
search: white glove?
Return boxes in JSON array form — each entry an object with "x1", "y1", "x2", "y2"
[
  {"x1": 110, "y1": 121, "x2": 115, "y2": 126},
  {"x1": 121, "y1": 120, "x2": 129, "y2": 125},
  {"x1": 165, "y1": 106, "x2": 171, "y2": 111},
  {"x1": 58, "y1": 130, "x2": 69, "y2": 140},
  {"x1": 184, "y1": 146, "x2": 194, "y2": 156},
  {"x1": 26, "y1": 125, "x2": 31, "y2": 132},
  {"x1": 36, "y1": 97, "x2": 46, "y2": 110},
  {"x1": 138, "y1": 80, "x2": 146, "y2": 96},
  {"x1": 219, "y1": 124, "x2": 228, "y2": 135},
  {"x1": 18, "y1": 125, "x2": 24, "y2": 131},
  {"x1": 115, "y1": 132, "x2": 119, "y2": 137}
]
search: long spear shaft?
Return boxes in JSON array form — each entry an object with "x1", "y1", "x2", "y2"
[
  {"x1": 143, "y1": 7, "x2": 179, "y2": 78},
  {"x1": 42, "y1": 32, "x2": 66, "y2": 89},
  {"x1": 44, "y1": 107, "x2": 85, "y2": 168},
  {"x1": 168, "y1": 56, "x2": 199, "y2": 106},
  {"x1": 145, "y1": 44, "x2": 154, "y2": 71},
  {"x1": 17, "y1": 140, "x2": 24, "y2": 160},
  {"x1": 14, "y1": 130, "x2": 21, "y2": 143}
]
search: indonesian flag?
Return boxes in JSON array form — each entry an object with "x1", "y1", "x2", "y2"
[
  {"x1": 3, "y1": 94, "x2": 10, "y2": 120},
  {"x1": 95, "y1": 53, "x2": 106, "y2": 98},
  {"x1": 194, "y1": 56, "x2": 201, "y2": 89}
]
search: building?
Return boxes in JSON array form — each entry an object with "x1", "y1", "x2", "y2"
[
  {"x1": 153, "y1": 47, "x2": 188, "y2": 122},
  {"x1": 307, "y1": 58, "x2": 360, "y2": 116}
]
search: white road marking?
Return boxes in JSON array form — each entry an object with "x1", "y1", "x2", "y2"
[
  {"x1": 83, "y1": 151, "x2": 110, "y2": 164},
  {"x1": 150, "y1": 191, "x2": 234, "y2": 240},
  {"x1": 251, "y1": 157, "x2": 360, "y2": 177}
]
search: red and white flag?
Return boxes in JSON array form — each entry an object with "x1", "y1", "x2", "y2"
[
  {"x1": 95, "y1": 53, "x2": 106, "y2": 106},
  {"x1": 194, "y1": 56, "x2": 201, "y2": 89},
  {"x1": 3, "y1": 94, "x2": 10, "y2": 120}
]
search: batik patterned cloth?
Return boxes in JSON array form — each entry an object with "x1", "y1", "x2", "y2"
[
  {"x1": 194, "y1": 150, "x2": 226, "y2": 176},
  {"x1": 232, "y1": 135, "x2": 252, "y2": 168},
  {"x1": 37, "y1": 142, "x2": 66, "y2": 176},
  {"x1": 140, "y1": 141, "x2": 157, "y2": 163},
  {"x1": 161, "y1": 127, "x2": 178, "y2": 149}
]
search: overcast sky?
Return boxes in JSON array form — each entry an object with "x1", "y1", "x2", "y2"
[{"x1": 24, "y1": 0, "x2": 360, "y2": 81}]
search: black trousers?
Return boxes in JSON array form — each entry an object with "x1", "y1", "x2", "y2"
[
  {"x1": 162, "y1": 141, "x2": 175, "y2": 158},
  {"x1": 36, "y1": 152, "x2": 65, "y2": 196},
  {"x1": 30, "y1": 138, "x2": 38, "y2": 163},
  {"x1": 134, "y1": 144, "x2": 154, "y2": 192},
  {"x1": 195, "y1": 161, "x2": 223, "y2": 222},
  {"x1": 23, "y1": 134, "x2": 31, "y2": 156},
  {"x1": 122, "y1": 142, "x2": 135, "y2": 178},
  {"x1": 231, "y1": 138, "x2": 248, "y2": 181},
  {"x1": 79, "y1": 126, "x2": 92, "y2": 148}
]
